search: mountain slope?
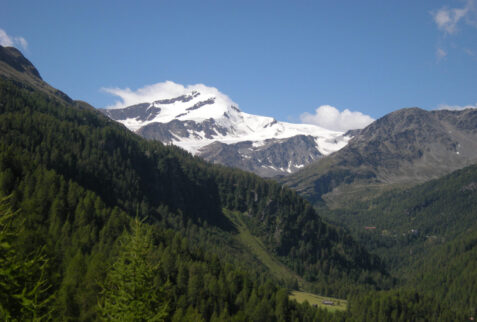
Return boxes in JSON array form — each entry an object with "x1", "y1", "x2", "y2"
[
  {"x1": 328, "y1": 163, "x2": 477, "y2": 266},
  {"x1": 0, "y1": 45, "x2": 74, "y2": 105},
  {"x1": 283, "y1": 107, "x2": 477, "y2": 206},
  {"x1": 100, "y1": 89, "x2": 351, "y2": 177},
  {"x1": 322, "y1": 163, "x2": 477, "y2": 314},
  {"x1": 2, "y1": 45, "x2": 472, "y2": 321},
  {"x1": 0, "y1": 45, "x2": 390, "y2": 317},
  {"x1": 199, "y1": 135, "x2": 324, "y2": 177},
  {"x1": 0, "y1": 46, "x2": 41, "y2": 79}
]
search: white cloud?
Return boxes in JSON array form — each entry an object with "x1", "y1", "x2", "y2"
[
  {"x1": 464, "y1": 48, "x2": 476, "y2": 56},
  {"x1": 102, "y1": 81, "x2": 237, "y2": 109},
  {"x1": 437, "y1": 103, "x2": 477, "y2": 110},
  {"x1": 300, "y1": 105, "x2": 374, "y2": 132},
  {"x1": 432, "y1": 0, "x2": 475, "y2": 34},
  {"x1": 0, "y1": 28, "x2": 28, "y2": 50},
  {"x1": 16, "y1": 37, "x2": 28, "y2": 50},
  {"x1": 436, "y1": 48, "x2": 447, "y2": 60},
  {"x1": 0, "y1": 29, "x2": 13, "y2": 47}
]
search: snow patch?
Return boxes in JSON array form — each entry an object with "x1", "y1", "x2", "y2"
[{"x1": 104, "y1": 86, "x2": 355, "y2": 158}]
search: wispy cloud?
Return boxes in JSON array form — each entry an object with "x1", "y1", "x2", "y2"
[
  {"x1": 464, "y1": 48, "x2": 476, "y2": 56},
  {"x1": 0, "y1": 28, "x2": 28, "y2": 50},
  {"x1": 300, "y1": 105, "x2": 374, "y2": 132},
  {"x1": 431, "y1": 1, "x2": 476, "y2": 59},
  {"x1": 437, "y1": 103, "x2": 477, "y2": 110},
  {"x1": 432, "y1": 3, "x2": 471, "y2": 34},
  {"x1": 436, "y1": 47, "x2": 447, "y2": 61},
  {"x1": 102, "y1": 81, "x2": 237, "y2": 109}
]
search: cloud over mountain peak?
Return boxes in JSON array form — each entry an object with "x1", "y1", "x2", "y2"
[
  {"x1": 102, "y1": 81, "x2": 237, "y2": 110},
  {"x1": 300, "y1": 105, "x2": 374, "y2": 132}
]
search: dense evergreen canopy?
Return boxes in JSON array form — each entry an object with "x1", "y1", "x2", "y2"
[
  {"x1": 1, "y1": 47, "x2": 474, "y2": 320},
  {"x1": 0, "y1": 76, "x2": 386, "y2": 320}
]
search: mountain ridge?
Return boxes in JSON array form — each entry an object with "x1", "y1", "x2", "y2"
[
  {"x1": 0, "y1": 46, "x2": 42, "y2": 79},
  {"x1": 321, "y1": 162, "x2": 477, "y2": 314},
  {"x1": 1, "y1": 43, "x2": 473, "y2": 321},
  {"x1": 0, "y1": 43, "x2": 389, "y2": 310},
  {"x1": 100, "y1": 89, "x2": 353, "y2": 177},
  {"x1": 0, "y1": 45, "x2": 76, "y2": 106},
  {"x1": 283, "y1": 106, "x2": 477, "y2": 206}
]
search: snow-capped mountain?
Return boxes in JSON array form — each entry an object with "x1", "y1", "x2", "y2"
[{"x1": 100, "y1": 89, "x2": 352, "y2": 177}]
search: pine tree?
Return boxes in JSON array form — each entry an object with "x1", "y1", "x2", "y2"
[
  {"x1": 98, "y1": 218, "x2": 168, "y2": 321},
  {"x1": 0, "y1": 196, "x2": 53, "y2": 321}
]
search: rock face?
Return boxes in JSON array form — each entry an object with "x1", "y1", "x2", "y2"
[
  {"x1": 137, "y1": 118, "x2": 231, "y2": 143},
  {"x1": 102, "y1": 103, "x2": 161, "y2": 122},
  {"x1": 0, "y1": 46, "x2": 42, "y2": 79},
  {"x1": 335, "y1": 108, "x2": 477, "y2": 181},
  {"x1": 0, "y1": 45, "x2": 74, "y2": 105},
  {"x1": 199, "y1": 135, "x2": 323, "y2": 177},
  {"x1": 99, "y1": 90, "x2": 352, "y2": 177},
  {"x1": 283, "y1": 107, "x2": 477, "y2": 205}
]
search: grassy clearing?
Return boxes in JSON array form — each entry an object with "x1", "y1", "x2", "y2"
[
  {"x1": 289, "y1": 290, "x2": 347, "y2": 312},
  {"x1": 224, "y1": 209, "x2": 300, "y2": 283},
  {"x1": 224, "y1": 209, "x2": 347, "y2": 312}
]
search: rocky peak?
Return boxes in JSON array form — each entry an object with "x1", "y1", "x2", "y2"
[
  {"x1": 99, "y1": 88, "x2": 351, "y2": 177},
  {"x1": 0, "y1": 45, "x2": 42, "y2": 80}
]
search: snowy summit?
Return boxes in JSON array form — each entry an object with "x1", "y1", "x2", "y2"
[{"x1": 101, "y1": 83, "x2": 352, "y2": 176}]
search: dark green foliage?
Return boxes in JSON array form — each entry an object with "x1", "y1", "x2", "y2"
[
  {"x1": 405, "y1": 227, "x2": 477, "y2": 317},
  {"x1": 0, "y1": 77, "x2": 389, "y2": 300},
  {"x1": 0, "y1": 196, "x2": 54, "y2": 320},
  {"x1": 0, "y1": 58, "x2": 471, "y2": 320},
  {"x1": 139, "y1": 227, "x2": 347, "y2": 322},
  {"x1": 98, "y1": 218, "x2": 168, "y2": 321},
  {"x1": 325, "y1": 163, "x2": 477, "y2": 269},
  {"x1": 0, "y1": 79, "x2": 222, "y2": 227},
  {"x1": 213, "y1": 168, "x2": 390, "y2": 296},
  {"x1": 330, "y1": 164, "x2": 477, "y2": 251},
  {"x1": 322, "y1": 163, "x2": 477, "y2": 315},
  {"x1": 346, "y1": 290, "x2": 466, "y2": 321},
  {"x1": 0, "y1": 78, "x2": 357, "y2": 319}
]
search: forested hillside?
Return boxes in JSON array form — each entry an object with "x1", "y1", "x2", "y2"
[
  {"x1": 0, "y1": 48, "x2": 388, "y2": 319},
  {"x1": 1, "y1": 45, "x2": 471, "y2": 321},
  {"x1": 322, "y1": 163, "x2": 477, "y2": 315},
  {"x1": 326, "y1": 164, "x2": 477, "y2": 266}
]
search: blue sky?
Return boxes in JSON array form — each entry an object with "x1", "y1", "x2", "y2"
[{"x1": 1, "y1": 1, "x2": 477, "y2": 130}]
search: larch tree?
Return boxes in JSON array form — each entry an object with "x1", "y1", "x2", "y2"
[{"x1": 98, "y1": 217, "x2": 168, "y2": 321}]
